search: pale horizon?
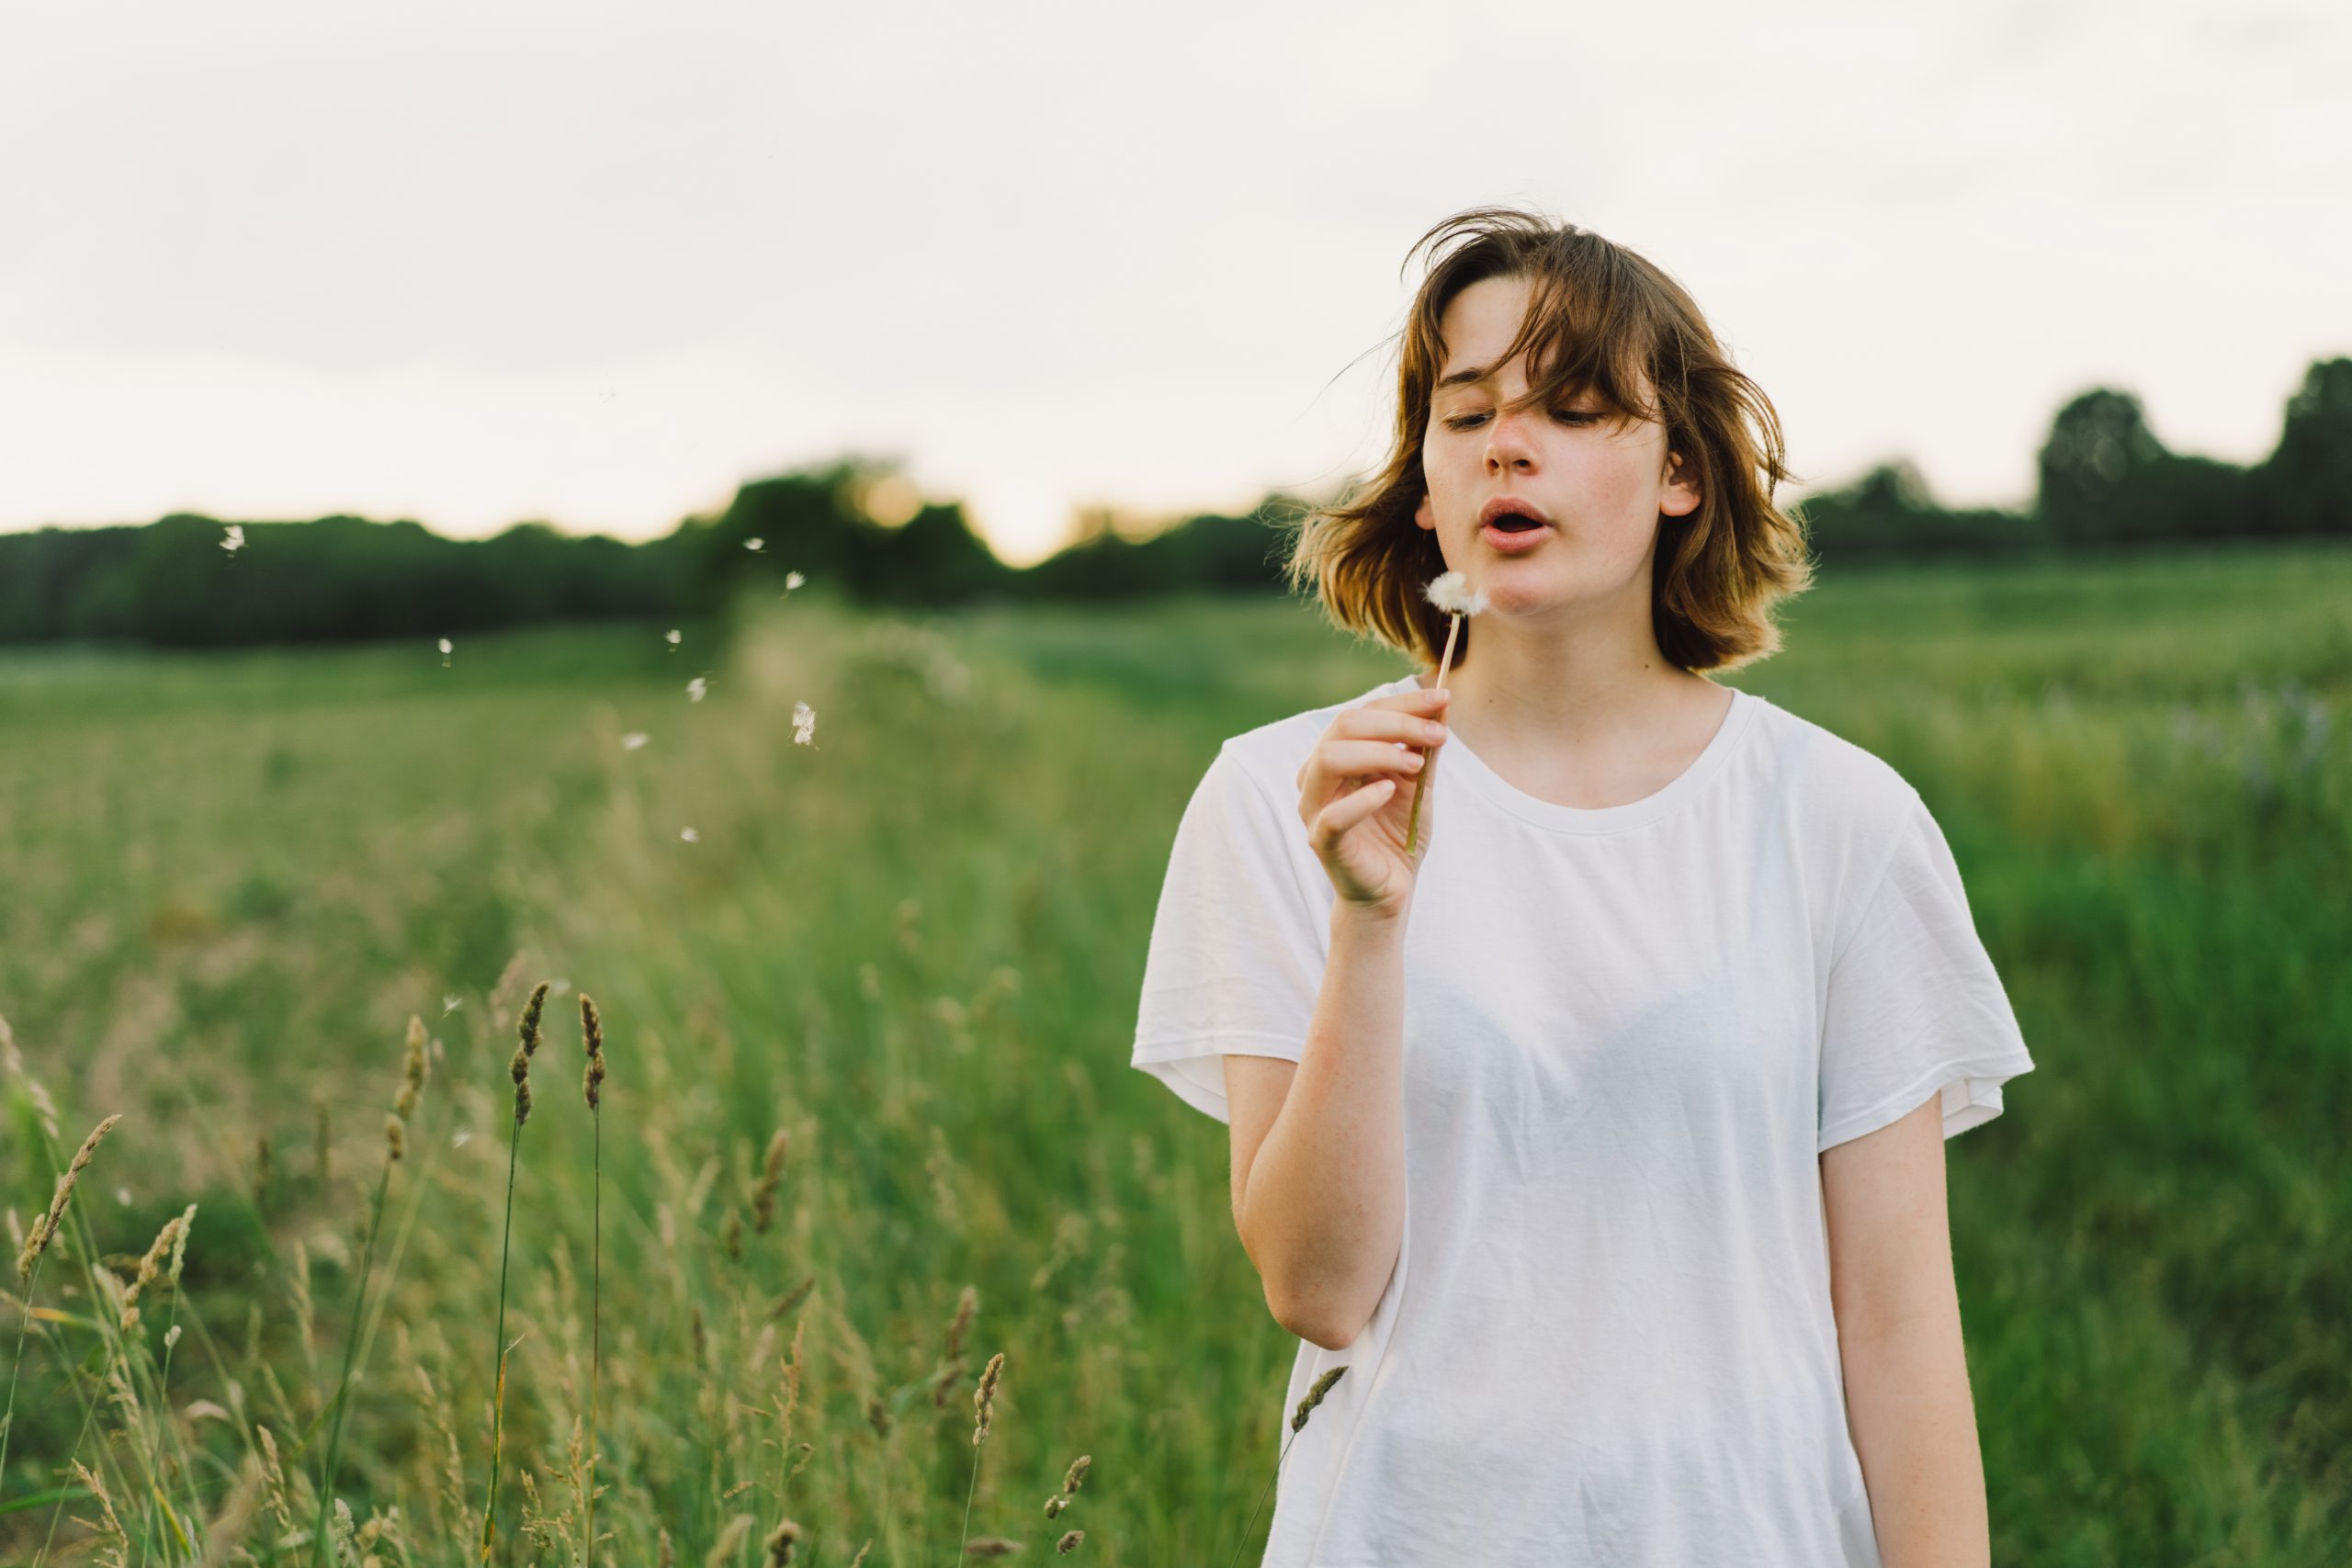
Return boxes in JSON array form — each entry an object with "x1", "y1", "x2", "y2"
[{"x1": 3, "y1": 0, "x2": 2344, "y2": 570}]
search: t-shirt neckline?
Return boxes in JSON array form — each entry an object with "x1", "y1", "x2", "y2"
[{"x1": 1374, "y1": 674, "x2": 1761, "y2": 836}]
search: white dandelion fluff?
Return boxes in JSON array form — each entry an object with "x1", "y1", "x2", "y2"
[
  {"x1": 687, "y1": 676, "x2": 707, "y2": 703},
  {"x1": 622, "y1": 732, "x2": 650, "y2": 751},
  {"x1": 438, "y1": 637, "x2": 453, "y2": 668},
  {"x1": 792, "y1": 700, "x2": 818, "y2": 747},
  {"x1": 665, "y1": 628, "x2": 682, "y2": 648},
  {"x1": 442, "y1": 994, "x2": 462, "y2": 1015},
  {"x1": 745, "y1": 536, "x2": 764, "y2": 552},
  {"x1": 453, "y1": 1130, "x2": 472, "y2": 1149},
  {"x1": 680, "y1": 826, "x2": 699, "y2": 843},
  {"x1": 220, "y1": 525, "x2": 245, "y2": 555},
  {"x1": 1423, "y1": 570, "x2": 1489, "y2": 616},
  {"x1": 784, "y1": 570, "x2": 805, "y2": 592}
]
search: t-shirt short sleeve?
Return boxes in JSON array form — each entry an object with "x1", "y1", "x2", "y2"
[
  {"x1": 1130, "y1": 741, "x2": 1331, "y2": 1124},
  {"x1": 1816, "y1": 788, "x2": 2036, "y2": 1154}
]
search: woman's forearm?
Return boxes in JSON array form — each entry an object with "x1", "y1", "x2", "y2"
[{"x1": 1838, "y1": 1314, "x2": 1992, "y2": 1568}]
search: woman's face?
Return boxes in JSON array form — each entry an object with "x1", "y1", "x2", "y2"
[{"x1": 1412, "y1": 273, "x2": 1701, "y2": 616}]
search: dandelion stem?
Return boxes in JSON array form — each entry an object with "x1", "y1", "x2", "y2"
[{"x1": 1406, "y1": 612, "x2": 1466, "y2": 855}]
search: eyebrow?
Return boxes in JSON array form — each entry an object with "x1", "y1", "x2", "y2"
[{"x1": 1433, "y1": 363, "x2": 1495, "y2": 391}]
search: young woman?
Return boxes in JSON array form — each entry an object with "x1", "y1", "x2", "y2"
[{"x1": 1130, "y1": 208, "x2": 2036, "y2": 1565}]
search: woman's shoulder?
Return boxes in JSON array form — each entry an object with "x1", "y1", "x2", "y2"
[{"x1": 1739, "y1": 692, "x2": 1928, "y2": 858}]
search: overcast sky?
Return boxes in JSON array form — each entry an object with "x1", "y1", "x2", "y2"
[{"x1": 2, "y1": 0, "x2": 2344, "y2": 568}]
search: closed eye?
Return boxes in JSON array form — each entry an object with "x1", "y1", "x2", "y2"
[{"x1": 1442, "y1": 410, "x2": 1601, "y2": 431}]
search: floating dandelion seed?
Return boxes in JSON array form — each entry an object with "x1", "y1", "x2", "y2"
[
  {"x1": 745, "y1": 536, "x2": 764, "y2": 552},
  {"x1": 453, "y1": 1130, "x2": 472, "y2": 1148},
  {"x1": 680, "y1": 827, "x2": 699, "y2": 843},
  {"x1": 438, "y1": 637, "x2": 453, "y2": 668},
  {"x1": 792, "y1": 701, "x2": 818, "y2": 747},
  {"x1": 1406, "y1": 570, "x2": 1487, "y2": 855},
  {"x1": 783, "y1": 570, "x2": 805, "y2": 592},
  {"x1": 665, "y1": 628, "x2": 682, "y2": 648},
  {"x1": 622, "y1": 732, "x2": 650, "y2": 750},
  {"x1": 220, "y1": 524, "x2": 245, "y2": 555},
  {"x1": 442, "y1": 994, "x2": 462, "y2": 1016},
  {"x1": 687, "y1": 677, "x2": 707, "y2": 704}
]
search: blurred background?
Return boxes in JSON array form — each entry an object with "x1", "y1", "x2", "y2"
[{"x1": 1, "y1": 2, "x2": 2346, "y2": 1564}]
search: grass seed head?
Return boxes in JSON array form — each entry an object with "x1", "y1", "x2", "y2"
[
  {"x1": 966, "y1": 1540, "x2": 1022, "y2": 1558},
  {"x1": 119, "y1": 1211, "x2": 186, "y2": 1329},
  {"x1": 386, "y1": 1112, "x2": 406, "y2": 1161},
  {"x1": 752, "y1": 1130, "x2": 789, "y2": 1232},
  {"x1": 579, "y1": 994, "x2": 606, "y2": 1110},
  {"x1": 18, "y1": 1111, "x2": 123, "y2": 1280},
  {"x1": 763, "y1": 1518, "x2": 801, "y2": 1566},
  {"x1": 1292, "y1": 1364, "x2": 1349, "y2": 1432},
  {"x1": 394, "y1": 1014, "x2": 429, "y2": 1119},
  {"x1": 1061, "y1": 1454, "x2": 1091, "y2": 1494},
  {"x1": 972, "y1": 1350, "x2": 1005, "y2": 1445}
]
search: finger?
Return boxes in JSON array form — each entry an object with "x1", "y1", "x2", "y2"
[
  {"x1": 1317, "y1": 739, "x2": 1430, "y2": 778},
  {"x1": 1311, "y1": 776, "x2": 1396, "y2": 848}
]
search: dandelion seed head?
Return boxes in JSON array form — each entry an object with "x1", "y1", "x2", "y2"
[
  {"x1": 792, "y1": 701, "x2": 817, "y2": 747},
  {"x1": 665, "y1": 628, "x2": 682, "y2": 645},
  {"x1": 680, "y1": 826, "x2": 700, "y2": 843},
  {"x1": 1423, "y1": 570, "x2": 1489, "y2": 616},
  {"x1": 622, "y1": 732, "x2": 650, "y2": 750},
  {"x1": 784, "y1": 570, "x2": 805, "y2": 591},
  {"x1": 438, "y1": 637, "x2": 453, "y2": 655},
  {"x1": 745, "y1": 536, "x2": 764, "y2": 552},
  {"x1": 687, "y1": 677, "x2": 707, "y2": 703}
]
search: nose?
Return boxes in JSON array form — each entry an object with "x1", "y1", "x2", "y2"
[{"x1": 1484, "y1": 404, "x2": 1538, "y2": 473}]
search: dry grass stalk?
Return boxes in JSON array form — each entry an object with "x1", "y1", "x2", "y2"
[
  {"x1": 704, "y1": 1513, "x2": 754, "y2": 1568},
  {"x1": 257, "y1": 1425, "x2": 295, "y2": 1539},
  {"x1": 966, "y1": 1540, "x2": 1022, "y2": 1559},
  {"x1": 971, "y1": 1351, "x2": 1004, "y2": 1447},
  {"x1": 119, "y1": 1211, "x2": 187, "y2": 1331},
  {"x1": 482, "y1": 980, "x2": 550, "y2": 1562},
  {"x1": 17, "y1": 1111, "x2": 123, "y2": 1280},
  {"x1": 580, "y1": 992, "x2": 607, "y2": 1568},
  {"x1": 935, "y1": 1284, "x2": 978, "y2": 1406},
  {"x1": 1044, "y1": 1452, "x2": 1091, "y2": 1518},
  {"x1": 1231, "y1": 1367, "x2": 1351, "y2": 1568},
  {"x1": 196, "y1": 1451, "x2": 267, "y2": 1568},
  {"x1": 69, "y1": 1458, "x2": 131, "y2": 1568},
  {"x1": 768, "y1": 1276, "x2": 817, "y2": 1320},
  {"x1": 844, "y1": 1541, "x2": 871, "y2": 1566},
  {"x1": 752, "y1": 1130, "x2": 789, "y2": 1233}
]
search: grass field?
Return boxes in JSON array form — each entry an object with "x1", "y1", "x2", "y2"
[{"x1": 1, "y1": 543, "x2": 2347, "y2": 1564}]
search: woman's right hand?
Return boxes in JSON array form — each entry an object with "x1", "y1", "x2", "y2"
[{"x1": 1295, "y1": 683, "x2": 1453, "y2": 919}]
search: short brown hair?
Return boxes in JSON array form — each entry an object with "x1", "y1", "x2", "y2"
[{"x1": 1281, "y1": 206, "x2": 1815, "y2": 674}]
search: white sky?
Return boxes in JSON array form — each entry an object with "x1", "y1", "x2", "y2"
[{"x1": 2, "y1": 0, "x2": 2344, "y2": 568}]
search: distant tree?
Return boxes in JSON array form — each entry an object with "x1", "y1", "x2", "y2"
[
  {"x1": 2250, "y1": 356, "x2": 2352, "y2": 539},
  {"x1": 1792, "y1": 460, "x2": 2052, "y2": 565},
  {"x1": 2035, "y1": 389, "x2": 2171, "y2": 545}
]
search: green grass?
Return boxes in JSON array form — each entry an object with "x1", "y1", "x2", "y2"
[{"x1": 0, "y1": 542, "x2": 2347, "y2": 1563}]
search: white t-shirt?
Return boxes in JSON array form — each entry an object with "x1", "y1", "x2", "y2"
[{"x1": 1130, "y1": 672, "x2": 2036, "y2": 1567}]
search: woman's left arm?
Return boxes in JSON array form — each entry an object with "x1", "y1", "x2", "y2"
[{"x1": 1821, "y1": 1092, "x2": 1993, "y2": 1568}]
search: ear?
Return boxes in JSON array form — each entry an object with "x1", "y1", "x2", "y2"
[
  {"x1": 1413, "y1": 489, "x2": 1435, "y2": 532},
  {"x1": 1660, "y1": 449, "x2": 1702, "y2": 519}
]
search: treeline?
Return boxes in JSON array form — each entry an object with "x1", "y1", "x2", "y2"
[{"x1": 3, "y1": 357, "x2": 2348, "y2": 649}]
